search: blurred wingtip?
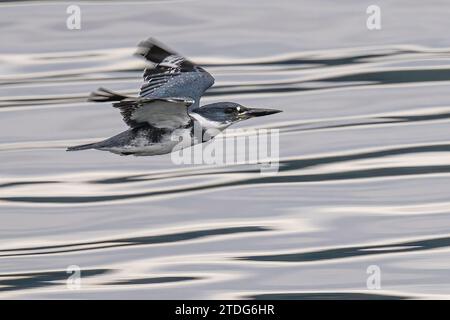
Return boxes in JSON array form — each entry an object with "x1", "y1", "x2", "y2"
[{"x1": 134, "y1": 37, "x2": 178, "y2": 64}]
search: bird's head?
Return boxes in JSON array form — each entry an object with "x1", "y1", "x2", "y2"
[{"x1": 192, "y1": 102, "x2": 282, "y2": 128}]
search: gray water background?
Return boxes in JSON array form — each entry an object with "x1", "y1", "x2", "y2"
[{"x1": 1, "y1": 0, "x2": 450, "y2": 299}]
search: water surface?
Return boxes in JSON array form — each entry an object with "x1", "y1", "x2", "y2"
[{"x1": 1, "y1": 0, "x2": 450, "y2": 299}]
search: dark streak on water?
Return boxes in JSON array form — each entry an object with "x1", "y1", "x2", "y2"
[
  {"x1": 0, "y1": 269, "x2": 110, "y2": 293},
  {"x1": 105, "y1": 276, "x2": 201, "y2": 286},
  {"x1": 249, "y1": 292, "x2": 406, "y2": 300},
  {"x1": 0, "y1": 226, "x2": 270, "y2": 257},
  {"x1": 239, "y1": 236, "x2": 450, "y2": 263}
]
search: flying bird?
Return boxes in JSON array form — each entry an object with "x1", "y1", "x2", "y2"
[{"x1": 67, "y1": 38, "x2": 282, "y2": 156}]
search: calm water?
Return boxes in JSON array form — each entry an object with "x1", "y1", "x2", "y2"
[{"x1": 1, "y1": 1, "x2": 450, "y2": 299}]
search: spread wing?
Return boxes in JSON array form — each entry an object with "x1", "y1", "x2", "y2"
[
  {"x1": 113, "y1": 97, "x2": 195, "y2": 129},
  {"x1": 135, "y1": 38, "x2": 215, "y2": 108}
]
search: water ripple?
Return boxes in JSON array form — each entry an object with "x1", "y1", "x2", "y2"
[
  {"x1": 0, "y1": 226, "x2": 270, "y2": 258},
  {"x1": 249, "y1": 292, "x2": 407, "y2": 300},
  {"x1": 239, "y1": 235, "x2": 450, "y2": 263},
  {"x1": 2, "y1": 142, "x2": 450, "y2": 205}
]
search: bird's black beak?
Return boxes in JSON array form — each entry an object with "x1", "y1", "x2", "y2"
[{"x1": 245, "y1": 107, "x2": 282, "y2": 118}]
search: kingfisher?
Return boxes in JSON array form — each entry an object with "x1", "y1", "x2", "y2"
[{"x1": 67, "y1": 38, "x2": 282, "y2": 156}]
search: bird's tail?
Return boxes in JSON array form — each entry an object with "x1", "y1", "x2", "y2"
[
  {"x1": 66, "y1": 142, "x2": 98, "y2": 152},
  {"x1": 88, "y1": 87, "x2": 131, "y2": 103}
]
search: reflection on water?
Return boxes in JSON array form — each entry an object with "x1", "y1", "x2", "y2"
[
  {"x1": 249, "y1": 292, "x2": 406, "y2": 300},
  {"x1": 3, "y1": 143, "x2": 450, "y2": 204},
  {"x1": 0, "y1": 226, "x2": 270, "y2": 257},
  {"x1": 1, "y1": 0, "x2": 450, "y2": 299},
  {"x1": 239, "y1": 236, "x2": 450, "y2": 262},
  {"x1": 0, "y1": 269, "x2": 110, "y2": 293}
]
